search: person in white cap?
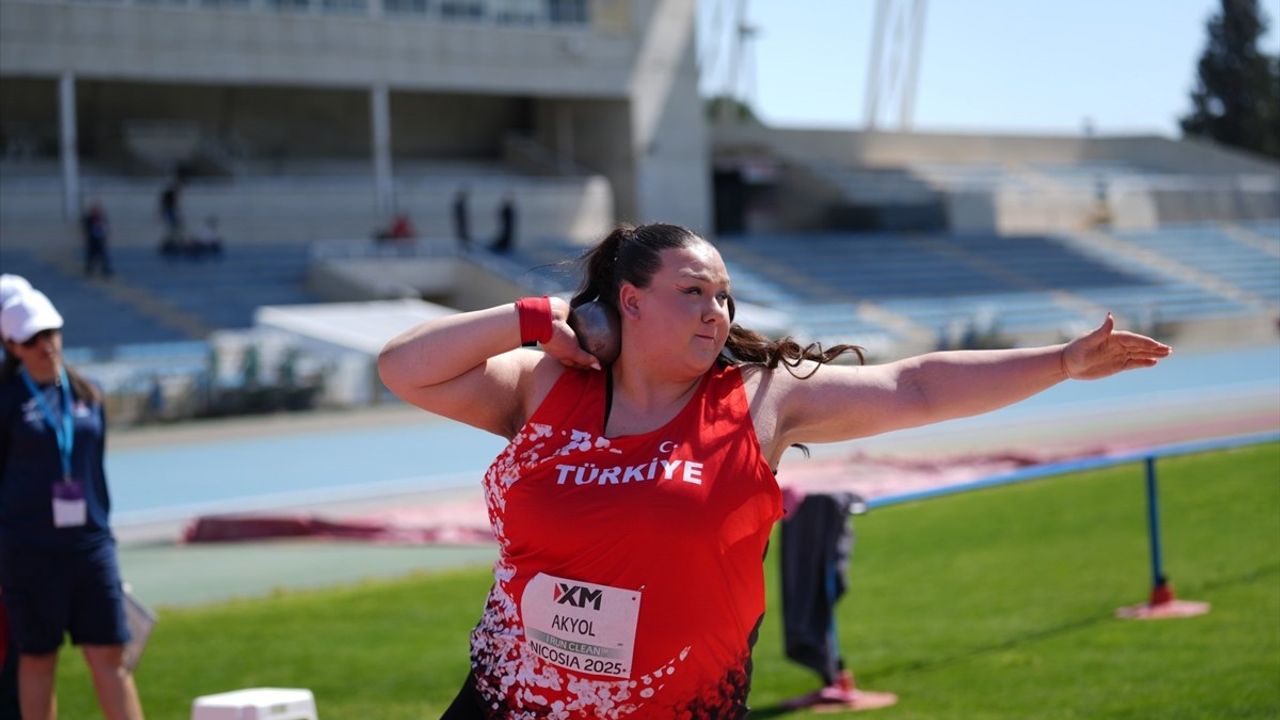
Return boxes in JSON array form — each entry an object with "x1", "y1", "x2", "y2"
[
  {"x1": 0, "y1": 275, "x2": 32, "y2": 310},
  {"x1": 0, "y1": 275, "x2": 34, "y2": 365},
  {"x1": 0, "y1": 289, "x2": 145, "y2": 720}
]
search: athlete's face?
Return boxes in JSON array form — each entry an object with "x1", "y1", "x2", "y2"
[{"x1": 626, "y1": 242, "x2": 733, "y2": 373}]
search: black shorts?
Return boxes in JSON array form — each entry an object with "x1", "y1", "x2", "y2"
[
  {"x1": 0, "y1": 541, "x2": 130, "y2": 654},
  {"x1": 441, "y1": 670, "x2": 486, "y2": 720}
]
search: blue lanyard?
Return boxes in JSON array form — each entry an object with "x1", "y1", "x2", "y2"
[{"x1": 19, "y1": 367, "x2": 75, "y2": 480}]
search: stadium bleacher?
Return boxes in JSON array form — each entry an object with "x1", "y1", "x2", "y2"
[
  {"x1": 0, "y1": 243, "x2": 322, "y2": 350},
  {"x1": 109, "y1": 243, "x2": 322, "y2": 330},
  {"x1": 494, "y1": 236, "x2": 905, "y2": 351},
  {"x1": 1240, "y1": 219, "x2": 1280, "y2": 243},
  {"x1": 716, "y1": 228, "x2": 1268, "y2": 342},
  {"x1": 481, "y1": 221, "x2": 1277, "y2": 352},
  {"x1": 1111, "y1": 224, "x2": 1280, "y2": 305},
  {"x1": 0, "y1": 248, "x2": 191, "y2": 349},
  {"x1": 7, "y1": 217, "x2": 1271, "y2": 359}
]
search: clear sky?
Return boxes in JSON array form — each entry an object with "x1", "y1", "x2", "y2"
[{"x1": 696, "y1": 0, "x2": 1280, "y2": 136}]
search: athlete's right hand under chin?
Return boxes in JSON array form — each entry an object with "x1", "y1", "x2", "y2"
[{"x1": 543, "y1": 314, "x2": 603, "y2": 371}]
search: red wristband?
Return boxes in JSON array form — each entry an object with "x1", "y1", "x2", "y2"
[{"x1": 515, "y1": 296, "x2": 553, "y2": 346}]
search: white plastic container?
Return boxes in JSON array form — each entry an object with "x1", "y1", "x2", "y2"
[{"x1": 191, "y1": 687, "x2": 318, "y2": 720}]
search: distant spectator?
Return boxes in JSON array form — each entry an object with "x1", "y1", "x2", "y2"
[
  {"x1": 158, "y1": 175, "x2": 184, "y2": 255},
  {"x1": 490, "y1": 191, "x2": 517, "y2": 253},
  {"x1": 81, "y1": 202, "x2": 113, "y2": 278},
  {"x1": 191, "y1": 215, "x2": 225, "y2": 258},
  {"x1": 144, "y1": 376, "x2": 166, "y2": 423},
  {"x1": 452, "y1": 187, "x2": 471, "y2": 251},
  {"x1": 240, "y1": 344, "x2": 261, "y2": 389},
  {"x1": 374, "y1": 212, "x2": 416, "y2": 245}
]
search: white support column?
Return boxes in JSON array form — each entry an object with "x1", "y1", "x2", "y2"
[
  {"x1": 370, "y1": 83, "x2": 394, "y2": 216},
  {"x1": 58, "y1": 72, "x2": 81, "y2": 222}
]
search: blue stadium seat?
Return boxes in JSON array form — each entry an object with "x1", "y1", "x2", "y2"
[
  {"x1": 1112, "y1": 225, "x2": 1280, "y2": 306},
  {"x1": 1, "y1": 243, "x2": 325, "y2": 349},
  {"x1": 0, "y1": 249, "x2": 191, "y2": 350}
]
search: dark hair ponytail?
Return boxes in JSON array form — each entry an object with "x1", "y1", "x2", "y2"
[
  {"x1": 571, "y1": 225, "x2": 631, "y2": 312},
  {"x1": 721, "y1": 325, "x2": 864, "y2": 376}
]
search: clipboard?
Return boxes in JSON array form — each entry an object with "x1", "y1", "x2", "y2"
[{"x1": 121, "y1": 585, "x2": 157, "y2": 672}]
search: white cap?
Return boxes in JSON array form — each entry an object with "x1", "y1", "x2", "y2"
[
  {"x1": 0, "y1": 274, "x2": 33, "y2": 308},
  {"x1": 0, "y1": 289, "x2": 64, "y2": 343}
]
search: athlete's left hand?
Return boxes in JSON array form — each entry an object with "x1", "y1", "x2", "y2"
[{"x1": 1061, "y1": 313, "x2": 1172, "y2": 381}]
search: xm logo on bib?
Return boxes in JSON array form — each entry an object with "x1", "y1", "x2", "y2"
[
  {"x1": 522, "y1": 573, "x2": 642, "y2": 678},
  {"x1": 556, "y1": 583, "x2": 603, "y2": 610}
]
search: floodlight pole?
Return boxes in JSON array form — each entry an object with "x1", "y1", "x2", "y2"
[{"x1": 863, "y1": 0, "x2": 926, "y2": 131}]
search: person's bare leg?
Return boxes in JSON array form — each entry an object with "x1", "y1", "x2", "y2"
[
  {"x1": 18, "y1": 651, "x2": 58, "y2": 720},
  {"x1": 81, "y1": 645, "x2": 144, "y2": 720}
]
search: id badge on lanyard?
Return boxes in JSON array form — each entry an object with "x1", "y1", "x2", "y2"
[
  {"x1": 19, "y1": 368, "x2": 86, "y2": 528},
  {"x1": 53, "y1": 478, "x2": 87, "y2": 528}
]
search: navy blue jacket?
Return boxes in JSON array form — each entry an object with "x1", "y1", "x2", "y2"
[{"x1": 0, "y1": 372, "x2": 113, "y2": 551}]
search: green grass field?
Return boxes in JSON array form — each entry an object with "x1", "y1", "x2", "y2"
[{"x1": 55, "y1": 443, "x2": 1280, "y2": 719}]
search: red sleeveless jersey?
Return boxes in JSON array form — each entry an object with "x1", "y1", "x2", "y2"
[{"x1": 470, "y1": 363, "x2": 782, "y2": 718}]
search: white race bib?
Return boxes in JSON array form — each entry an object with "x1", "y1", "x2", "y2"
[{"x1": 520, "y1": 572, "x2": 642, "y2": 679}]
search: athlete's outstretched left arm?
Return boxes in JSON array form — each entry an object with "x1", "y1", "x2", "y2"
[{"x1": 774, "y1": 314, "x2": 1171, "y2": 446}]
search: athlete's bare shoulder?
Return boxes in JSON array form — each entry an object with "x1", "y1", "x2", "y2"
[{"x1": 736, "y1": 362, "x2": 811, "y2": 468}]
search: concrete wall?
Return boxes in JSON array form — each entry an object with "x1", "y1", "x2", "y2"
[
  {"x1": 76, "y1": 82, "x2": 375, "y2": 163},
  {"x1": 991, "y1": 188, "x2": 1099, "y2": 235},
  {"x1": 0, "y1": 0, "x2": 709, "y2": 241},
  {"x1": 534, "y1": 97, "x2": 636, "y2": 221},
  {"x1": 625, "y1": 0, "x2": 710, "y2": 232},
  {"x1": 1150, "y1": 187, "x2": 1280, "y2": 223},
  {"x1": 451, "y1": 256, "x2": 539, "y2": 310},
  {"x1": 713, "y1": 125, "x2": 1094, "y2": 167},
  {"x1": 713, "y1": 125, "x2": 1280, "y2": 233},
  {"x1": 944, "y1": 192, "x2": 999, "y2": 234},
  {"x1": 0, "y1": 0, "x2": 636, "y2": 98},
  {"x1": 1092, "y1": 136, "x2": 1280, "y2": 175},
  {"x1": 713, "y1": 125, "x2": 1280, "y2": 176},
  {"x1": 774, "y1": 163, "x2": 846, "y2": 231},
  {"x1": 393, "y1": 92, "x2": 533, "y2": 158},
  {"x1": 304, "y1": 253, "x2": 535, "y2": 311},
  {"x1": 67, "y1": 81, "x2": 530, "y2": 164},
  {"x1": 528, "y1": 0, "x2": 710, "y2": 231},
  {"x1": 308, "y1": 256, "x2": 456, "y2": 302}
]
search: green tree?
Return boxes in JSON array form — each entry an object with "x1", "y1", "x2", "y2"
[
  {"x1": 1180, "y1": 0, "x2": 1280, "y2": 158},
  {"x1": 705, "y1": 95, "x2": 759, "y2": 124}
]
